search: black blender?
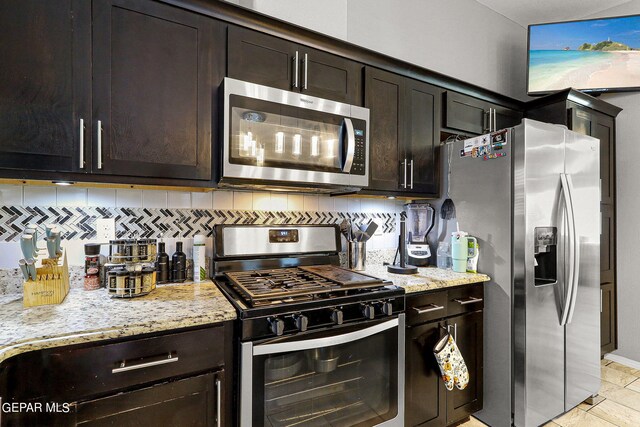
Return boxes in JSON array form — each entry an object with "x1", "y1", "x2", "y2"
[{"x1": 406, "y1": 202, "x2": 435, "y2": 267}]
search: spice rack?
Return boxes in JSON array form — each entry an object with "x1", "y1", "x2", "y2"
[
  {"x1": 106, "y1": 238, "x2": 157, "y2": 298},
  {"x1": 23, "y1": 251, "x2": 70, "y2": 308}
]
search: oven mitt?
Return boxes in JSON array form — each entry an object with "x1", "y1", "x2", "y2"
[{"x1": 433, "y1": 328, "x2": 469, "y2": 391}]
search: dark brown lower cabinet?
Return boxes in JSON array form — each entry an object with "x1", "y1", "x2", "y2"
[
  {"x1": 74, "y1": 371, "x2": 223, "y2": 426},
  {"x1": 405, "y1": 285, "x2": 484, "y2": 426},
  {"x1": 0, "y1": 324, "x2": 232, "y2": 427},
  {"x1": 601, "y1": 282, "x2": 616, "y2": 355}
]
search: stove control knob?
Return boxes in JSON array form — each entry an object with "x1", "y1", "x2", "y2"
[
  {"x1": 380, "y1": 301, "x2": 394, "y2": 316},
  {"x1": 268, "y1": 317, "x2": 285, "y2": 336},
  {"x1": 331, "y1": 309, "x2": 344, "y2": 325},
  {"x1": 361, "y1": 304, "x2": 375, "y2": 320},
  {"x1": 293, "y1": 314, "x2": 308, "y2": 332}
]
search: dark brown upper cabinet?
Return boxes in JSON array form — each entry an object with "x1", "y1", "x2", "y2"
[
  {"x1": 0, "y1": 0, "x2": 91, "y2": 173},
  {"x1": 364, "y1": 67, "x2": 441, "y2": 197},
  {"x1": 92, "y1": 0, "x2": 219, "y2": 181},
  {"x1": 227, "y1": 26, "x2": 362, "y2": 105},
  {"x1": 443, "y1": 91, "x2": 522, "y2": 136}
]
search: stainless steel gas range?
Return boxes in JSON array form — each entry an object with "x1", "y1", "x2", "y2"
[{"x1": 213, "y1": 224, "x2": 405, "y2": 427}]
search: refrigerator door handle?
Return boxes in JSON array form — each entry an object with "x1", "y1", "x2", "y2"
[
  {"x1": 565, "y1": 174, "x2": 580, "y2": 324},
  {"x1": 559, "y1": 173, "x2": 576, "y2": 326}
]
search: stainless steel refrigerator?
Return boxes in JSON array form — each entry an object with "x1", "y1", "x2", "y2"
[{"x1": 449, "y1": 119, "x2": 601, "y2": 427}]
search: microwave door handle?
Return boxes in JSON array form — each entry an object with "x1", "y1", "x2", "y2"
[{"x1": 342, "y1": 118, "x2": 356, "y2": 173}]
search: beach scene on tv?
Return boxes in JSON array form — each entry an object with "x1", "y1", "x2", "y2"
[{"x1": 529, "y1": 15, "x2": 640, "y2": 93}]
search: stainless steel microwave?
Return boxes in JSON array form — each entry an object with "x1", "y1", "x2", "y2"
[{"x1": 221, "y1": 78, "x2": 370, "y2": 192}]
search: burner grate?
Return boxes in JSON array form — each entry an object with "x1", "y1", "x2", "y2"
[{"x1": 224, "y1": 265, "x2": 386, "y2": 307}]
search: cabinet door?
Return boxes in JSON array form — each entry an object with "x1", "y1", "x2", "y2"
[
  {"x1": 0, "y1": 0, "x2": 90, "y2": 173},
  {"x1": 443, "y1": 91, "x2": 489, "y2": 135},
  {"x1": 73, "y1": 371, "x2": 224, "y2": 427},
  {"x1": 365, "y1": 68, "x2": 405, "y2": 191},
  {"x1": 301, "y1": 47, "x2": 363, "y2": 105},
  {"x1": 494, "y1": 105, "x2": 523, "y2": 130},
  {"x1": 228, "y1": 26, "x2": 297, "y2": 91},
  {"x1": 600, "y1": 282, "x2": 616, "y2": 355},
  {"x1": 406, "y1": 321, "x2": 447, "y2": 427},
  {"x1": 594, "y1": 113, "x2": 615, "y2": 205},
  {"x1": 601, "y1": 204, "x2": 615, "y2": 284},
  {"x1": 92, "y1": 0, "x2": 215, "y2": 180},
  {"x1": 446, "y1": 311, "x2": 483, "y2": 424},
  {"x1": 405, "y1": 79, "x2": 441, "y2": 196},
  {"x1": 567, "y1": 104, "x2": 595, "y2": 136}
]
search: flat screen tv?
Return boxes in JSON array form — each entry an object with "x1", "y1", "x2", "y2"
[{"x1": 528, "y1": 14, "x2": 640, "y2": 95}]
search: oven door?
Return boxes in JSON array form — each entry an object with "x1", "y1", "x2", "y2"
[
  {"x1": 240, "y1": 315, "x2": 405, "y2": 427},
  {"x1": 222, "y1": 78, "x2": 369, "y2": 189}
]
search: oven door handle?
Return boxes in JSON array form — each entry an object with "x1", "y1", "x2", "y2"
[
  {"x1": 253, "y1": 318, "x2": 398, "y2": 356},
  {"x1": 341, "y1": 117, "x2": 356, "y2": 174}
]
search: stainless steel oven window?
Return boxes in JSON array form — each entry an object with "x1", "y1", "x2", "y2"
[{"x1": 240, "y1": 315, "x2": 405, "y2": 427}]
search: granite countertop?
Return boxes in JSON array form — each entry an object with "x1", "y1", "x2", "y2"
[
  {"x1": 362, "y1": 264, "x2": 491, "y2": 294},
  {"x1": 0, "y1": 280, "x2": 237, "y2": 365}
]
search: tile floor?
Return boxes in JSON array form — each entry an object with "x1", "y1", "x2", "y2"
[{"x1": 459, "y1": 358, "x2": 640, "y2": 427}]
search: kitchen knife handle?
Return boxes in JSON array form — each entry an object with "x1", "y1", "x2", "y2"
[
  {"x1": 79, "y1": 118, "x2": 85, "y2": 169},
  {"x1": 97, "y1": 120, "x2": 103, "y2": 169}
]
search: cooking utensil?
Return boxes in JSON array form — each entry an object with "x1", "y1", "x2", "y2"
[
  {"x1": 339, "y1": 219, "x2": 350, "y2": 240},
  {"x1": 18, "y1": 259, "x2": 29, "y2": 280},
  {"x1": 46, "y1": 236, "x2": 59, "y2": 259},
  {"x1": 358, "y1": 219, "x2": 378, "y2": 242},
  {"x1": 265, "y1": 353, "x2": 305, "y2": 381},
  {"x1": 25, "y1": 258, "x2": 37, "y2": 281},
  {"x1": 20, "y1": 235, "x2": 37, "y2": 259},
  {"x1": 311, "y1": 348, "x2": 340, "y2": 373}
]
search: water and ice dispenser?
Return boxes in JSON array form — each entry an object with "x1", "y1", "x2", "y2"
[{"x1": 534, "y1": 227, "x2": 557, "y2": 286}]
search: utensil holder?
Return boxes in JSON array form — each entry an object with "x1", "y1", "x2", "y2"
[
  {"x1": 23, "y1": 251, "x2": 70, "y2": 308},
  {"x1": 348, "y1": 241, "x2": 366, "y2": 271}
]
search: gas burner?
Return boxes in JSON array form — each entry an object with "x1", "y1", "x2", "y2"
[{"x1": 224, "y1": 265, "x2": 387, "y2": 308}]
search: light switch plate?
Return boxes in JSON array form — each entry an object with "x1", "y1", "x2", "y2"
[{"x1": 96, "y1": 218, "x2": 116, "y2": 241}]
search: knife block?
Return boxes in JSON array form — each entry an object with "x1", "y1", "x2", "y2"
[{"x1": 23, "y1": 251, "x2": 70, "y2": 308}]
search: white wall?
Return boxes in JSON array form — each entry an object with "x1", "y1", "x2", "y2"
[
  {"x1": 581, "y1": 1, "x2": 640, "y2": 364},
  {"x1": 224, "y1": 0, "x2": 528, "y2": 99}
]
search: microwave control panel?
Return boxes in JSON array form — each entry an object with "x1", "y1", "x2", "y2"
[{"x1": 350, "y1": 118, "x2": 367, "y2": 176}]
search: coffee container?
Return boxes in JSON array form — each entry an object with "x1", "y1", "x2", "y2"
[
  {"x1": 156, "y1": 242, "x2": 170, "y2": 284},
  {"x1": 171, "y1": 241, "x2": 186, "y2": 283}
]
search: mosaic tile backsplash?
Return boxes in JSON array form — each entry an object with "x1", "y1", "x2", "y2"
[
  {"x1": 0, "y1": 185, "x2": 402, "y2": 269},
  {"x1": 0, "y1": 206, "x2": 396, "y2": 241}
]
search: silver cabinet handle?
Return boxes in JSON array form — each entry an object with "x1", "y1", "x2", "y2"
[
  {"x1": 447, "y1": 324, "x2": 457, "y2": 342},
  {"x1": 97, "y1": 120, "x2": 103, "y2": 169},
  {"x1": 410, "y1": 158, "x2": 414, "y2": 189},
  {"x1": 79, "y1": 118, "x2": 85, "y2": 169},
  {"x1": 111, "y1": 352, "x2": 178, "y2": 373},
  {"x1": 216, "y1": 378, "x2": 222, "y2": 427},
  {"x1": 454, "y1": 296, "x2": 483, "y2": 305},
  {"x1": 341, "y1": 118, "x2": 356, "y2": 173},
  {"x1": 484, "y1": 110, "x2": 490, "y2": 133},
  {"x1": 493, "y1": 108, "x2": 497, "y2": 132},
  {"x1": 413, "y1": 303, "x2": 444, "y2": 314},
  {"x1": 293, "y1": 51, "x2": 299, "y2": 88},
  {"x1": 403, "y1": 158, "x2": 407, "y2": 188},
  {"x1": 303, "y1": 53, "x2": 308, "y2": 90}
]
